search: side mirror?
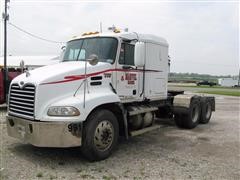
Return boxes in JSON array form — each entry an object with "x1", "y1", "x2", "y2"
[
  {"x1": 134, "y1": 42, "x2": 145, "y2": 67},
  {"x1": 60, "y1": 46, "x2": 66, "y2": 61},
  {"x1": 87, "y1": 54, "x2": 99, "y2": 66}
]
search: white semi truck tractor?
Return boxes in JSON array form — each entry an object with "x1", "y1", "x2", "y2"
[{"x1": 6, "y1": 31, "x2": 215, "y2": 161}]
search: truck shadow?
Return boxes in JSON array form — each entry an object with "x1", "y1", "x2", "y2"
[{"x1": 7, "y1": 119, "x2": 211, "y2": 171}]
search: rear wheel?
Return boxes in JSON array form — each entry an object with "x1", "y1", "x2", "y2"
[
  {"x1": 200, "y1": 100, "x2": 212, "y2": 124},
  {"x1": 175, "y1": 98, "x2": 201, "y2": 129},
  {"x1": 81, "y1": 109, "x2": 119, "y2": 161},
  {"x1": 174, "y1": 114, "x2": 183, "y2": 127}
]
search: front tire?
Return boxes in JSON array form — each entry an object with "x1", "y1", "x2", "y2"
[{"x1": 81, "y1": 109, "x2": 119, "y2": 161}]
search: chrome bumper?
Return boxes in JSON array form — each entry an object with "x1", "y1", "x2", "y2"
[{"x1": 6, "y1": 115, "x2": 82, "y2": 148}]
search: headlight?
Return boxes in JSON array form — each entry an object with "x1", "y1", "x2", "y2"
[{"x1": 47, "y1": 106, "x2": 80, "y2": 116}]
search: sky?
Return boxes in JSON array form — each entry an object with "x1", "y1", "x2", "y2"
[{"x1": 0, "y1": 0, "x2": 239, "y2": 76}]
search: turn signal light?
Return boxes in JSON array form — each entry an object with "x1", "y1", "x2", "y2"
[{"x1": 114, "y1": 29, "x2": 121, "y2": 33}]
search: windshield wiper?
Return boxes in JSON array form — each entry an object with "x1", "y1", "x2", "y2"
[{"x1": 76, "y1": 40, "x2": 85, "y2": 61}]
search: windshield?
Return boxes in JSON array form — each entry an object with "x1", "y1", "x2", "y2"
[{"x1": 62, "y1": 37, "x2": 118, "y2": 63}]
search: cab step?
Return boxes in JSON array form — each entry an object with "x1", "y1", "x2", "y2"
[{"x1": 130, "y1": 124, "x2": 161, "y2": 136}]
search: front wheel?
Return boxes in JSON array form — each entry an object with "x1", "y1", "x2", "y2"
[{"x1": 81, "y1": 109, "x2": 119, "y2": 161}]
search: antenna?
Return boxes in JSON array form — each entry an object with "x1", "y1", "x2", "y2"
[
  {"x1": 108, "y1": 25, "x2": 116, "y2": 31},
  {"x1": 83, "y1": 59, "x2": 87, "y2": 108},
  {"x1": 100, "y1": 22, "x2": 102, "y2": 33}
]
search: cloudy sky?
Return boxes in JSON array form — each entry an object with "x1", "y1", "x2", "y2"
[{"x1": 0, "y1": 0, "x2": 239, "y2": 75}]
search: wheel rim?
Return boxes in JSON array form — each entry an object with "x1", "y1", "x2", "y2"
[
  {"x1": 94, "y1": 120, "x2": 114, "y2": 151},
  {"x1": 192, "y1": 105, "x2": 199, "y2": 123},
  {"x1": 205, "y1": 103, "x2": 212, "y2": 119}
]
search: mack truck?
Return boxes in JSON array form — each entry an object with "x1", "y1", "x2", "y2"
[{"x1": 6, "y1": 31, "x2": 215, "y2": 161}]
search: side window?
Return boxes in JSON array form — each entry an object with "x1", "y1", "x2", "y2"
[
  {"x1": 119, "y1": 43, "x2": 134, "y2": 66},
  {"x1": 68, "y1": 49, "x2": 85, "y2": 60},
  {"x1": 78, "y1": 49, "x2": 86, "y2": 60},
  {"x1": 68, "y1": 49, "x2": 80, "y2": 60}
]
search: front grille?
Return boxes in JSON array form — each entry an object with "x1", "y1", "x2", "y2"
[{"x1": 8, "y1": 83, "x2": 35, "y2": 119}]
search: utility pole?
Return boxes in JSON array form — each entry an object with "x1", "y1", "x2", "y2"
[{"x1": 3, "y1": 0, "x2": 9, "y2": 102}]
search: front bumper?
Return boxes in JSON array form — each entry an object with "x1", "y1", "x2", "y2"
[{"x1": 6, "y1": 115, "x2": 82, "y2": 148}]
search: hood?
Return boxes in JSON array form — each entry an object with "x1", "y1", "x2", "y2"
[{"x1": 12, "y1": 61, "x2": 112, "y2": 85}]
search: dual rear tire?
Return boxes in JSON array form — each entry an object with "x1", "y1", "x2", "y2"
[
  {"x1": 174, "y1": 97, "x2": 213, "y2": 129},
  {"x1": 199, "y1": 97, "x2": 212, "y2": 124}
]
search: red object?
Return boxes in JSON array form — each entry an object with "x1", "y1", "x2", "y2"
[
  {"x1": 0, "y1": 68, "x2": 22, "y2": 104},
  {"x1": 41, "y1": 68, "x2": 160, "y2": 85},
  {"x1": 8, "y1": 71, "x2": 21, "y2": 80}
]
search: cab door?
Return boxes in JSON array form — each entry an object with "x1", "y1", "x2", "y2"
[{"x1": 116, "y1": 42, "x2": 142, "y2": 101}]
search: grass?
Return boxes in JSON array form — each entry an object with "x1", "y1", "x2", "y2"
[
  {"x1": 49, "y1": 174, "x2": 57, "y2": 180},
  {"x1": 168, "y1": 83, "x2": 240, "y2": 96},
  {"x1": 76, "y1": 169, "x2": 82, "y2": 173},
  {"x1": 171, "y1": 84, "x2": 237, "y2": 89},
  {"x1": 80, "y1": 174, "x2": 95, "y2": 179},
  {"x1": 36, "y1": 172, "x2": 43, "y2": 178},
  {"x1": 102, "y1": 175, "x2": 117, "y2": 180},
  {"x1": 198, "y1": 90, "x2": 240, "y2": 97},
  {"x1": 0, "y1": 170, "x2": 8, "y2": 180}
]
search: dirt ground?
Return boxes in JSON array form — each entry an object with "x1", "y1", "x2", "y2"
[{"x1": 0, "y1": 95, "x2": 239, "y2": 180}]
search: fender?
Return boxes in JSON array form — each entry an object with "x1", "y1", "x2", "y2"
[
  {"x1": 41, "y1": 88, "x2": 120, "y2": 122},
  {"x1": 79, "y1": 89, "x2": 121, "y2": 121}
]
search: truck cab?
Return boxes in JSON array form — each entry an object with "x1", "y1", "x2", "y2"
[{"x1": 6, "y1": 31, "x2": 215, "y2": 161}]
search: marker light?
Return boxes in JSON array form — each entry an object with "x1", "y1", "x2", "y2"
[
  {"x1": 82, "y1": 31, "x2": 99, "y2": 36},
  {"x1": 114, "y1": 29, "x2": 121, "y2": 33}
]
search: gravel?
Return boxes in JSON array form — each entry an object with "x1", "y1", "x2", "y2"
[{"x1": 0, "y1": 95, "x2": 239, "y2": 180}]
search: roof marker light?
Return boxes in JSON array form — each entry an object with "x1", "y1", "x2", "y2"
[{"x1": 82, "y1": 31, "x2": 99, "y2": 36}]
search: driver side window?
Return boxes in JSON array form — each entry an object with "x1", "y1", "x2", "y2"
[{"x1": 119, "y1": 43, "x2": 135, "y2": 66}]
